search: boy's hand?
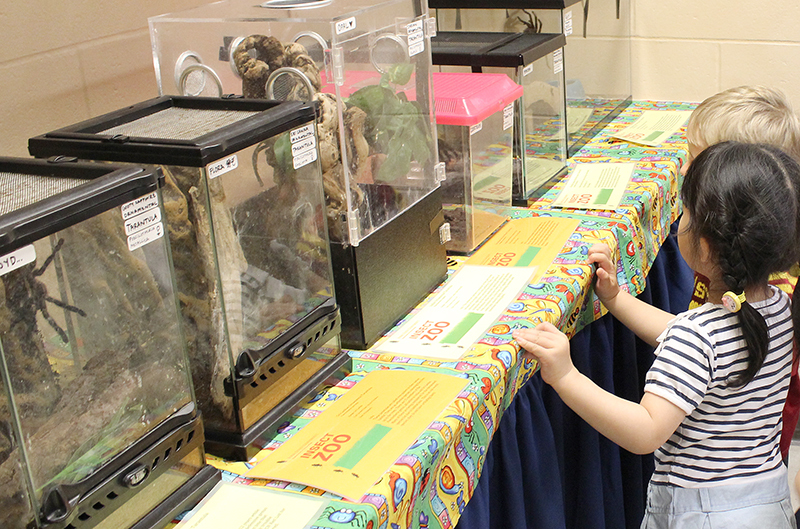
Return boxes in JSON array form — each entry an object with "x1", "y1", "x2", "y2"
[
  {"x1": 587, "y1": 243, "x2": 620, "y2": 306},
  {"x1": 513, "y1": 322, "x2": 574, "y2": 387}
]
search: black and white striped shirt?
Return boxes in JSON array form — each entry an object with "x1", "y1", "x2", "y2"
[{"x1": 644, "y1": 285, "x2": 793, "y2": 487}]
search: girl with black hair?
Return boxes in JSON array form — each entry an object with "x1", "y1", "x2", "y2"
[{"x1": 513, "y1": 141, "x2": 800, "y2": 526}]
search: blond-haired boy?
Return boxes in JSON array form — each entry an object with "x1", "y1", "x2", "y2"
[{"x1": 684, "y1": 85, "x2": 800, "y2": 169}]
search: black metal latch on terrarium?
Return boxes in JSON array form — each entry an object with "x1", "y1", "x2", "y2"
[{"x1": 222, "y1": 298, "x2": 340, "y2": 404}]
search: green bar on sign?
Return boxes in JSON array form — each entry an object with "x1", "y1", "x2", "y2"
[
  {"x1": 515, "y1": 246, "x2": 540, "y2": 266},
  {"x1": 644, "y1": 131, "x2": 664, "y2": 141},
  {"x1": 594, "y1": 188, "x2": 613, "y2": 205},
  {"x1": 474, "y1": 175, "x2": 500, "y2": 190},
  {"x1": 336, "y1": 424, "x2": 392, "y2": 469},
  {"x1": 441, "y1": 312, "x2": 483, "y2": 344}
]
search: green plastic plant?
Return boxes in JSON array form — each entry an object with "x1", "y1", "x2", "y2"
[{"x1": 346, "y1": 63, "x2": 433, "y2": 183}]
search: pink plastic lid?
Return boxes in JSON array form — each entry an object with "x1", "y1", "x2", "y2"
[{"x1": 433, "y1": 72, "x2": 523, "y2": 127}]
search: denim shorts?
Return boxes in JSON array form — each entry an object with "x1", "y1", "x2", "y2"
[{"x1": 640, "y1": 469, "x2": 797, "y2": 528}]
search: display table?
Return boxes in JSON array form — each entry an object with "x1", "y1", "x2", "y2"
[{"x1": 200, "y1": 101, "x2": 696, "y2": 529}]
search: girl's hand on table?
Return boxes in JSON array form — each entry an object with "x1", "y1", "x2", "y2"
[
  {"x1": 587, "y1": 243, "x2": 620, "y2": 306},
  {"x1": 513, "y1": 322, "x2": 574, "y2": 387}
]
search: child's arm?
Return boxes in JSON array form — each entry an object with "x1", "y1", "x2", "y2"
[
  {"x1": 588, "y1": 243, "x2": 676, "y2": 347},
  {"x1": 513, "y1": 322, "x2": 685, "y2": 455}
]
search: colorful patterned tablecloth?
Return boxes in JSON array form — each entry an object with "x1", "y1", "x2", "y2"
[{"x1": 202, "y1": 100, "x2": 694, "y2": 529}]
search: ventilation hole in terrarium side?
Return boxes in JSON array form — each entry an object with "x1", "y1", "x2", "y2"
[
  {"x1": 176, "y1": 439, "x2": 183, "y2": 452},
  {"x1": 269, "y1": 367, "x2": 276, "y2": 374},
  {"x1": 78, "y1": 512, "x2": 91, "y2": 521},
  {"x1": 306, "y1": 338, "x2": 313, "y2": 346},
  {"x1": 188, "y1": 430, "x2": 195, "y2": 443},
  {"x1": 151, "y1": 457, "x2": 160, "y2": 470},
  {"x1": 66, "y1": 524, "x2": 77, "y2": 529},
  {"x1": 106, "y1": 491, "x2": 119, "y2": 500},
  {"x1": 278, "y1": 360, "x2": 285, "y2": 368},
  {"x1": 315, "y1": 332, "x2": 320, "y2": 341},
  {"x1": 165, "y1": 448, "x2": 172, "y2": 460},
  {"x1": 260, "y1": 374, "x2": 267, "y2": 381},
  {"x1": 250, "y1": 381, "x2": 259, "y2": 389},
  {"x1": 92, "y1": 502, "x2": 104, "y2": 510}
]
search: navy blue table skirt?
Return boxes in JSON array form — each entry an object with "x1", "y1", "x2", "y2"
[{"x1": 456, "y1": 225, "x2": 695, "y2": 529}]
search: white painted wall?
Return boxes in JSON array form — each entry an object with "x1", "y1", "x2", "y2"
[
  {"x1": 631, "y1": 0, "x2": 800, "y2": 106},
  {"x1": 1, "y1": 1, "x2": 799, "y2": 157}
]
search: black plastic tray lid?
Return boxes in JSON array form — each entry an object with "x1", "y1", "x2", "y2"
[
  {"x1": 432, "y1": 31, "x2": 565, "y2": 69},
  {"x1": 0, "y1": 156, "x2": 162, "y2": 255},
  {"x1": 28, "y1": 96, "x2": 317, "y2": 167},
  {"x1": 428, "y1": 0, "x2": 581, "y2": 9}
]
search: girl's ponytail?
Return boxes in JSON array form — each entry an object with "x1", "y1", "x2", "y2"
[{"x1": 717, "y1": 233, "x2": 768, "y2": 387}]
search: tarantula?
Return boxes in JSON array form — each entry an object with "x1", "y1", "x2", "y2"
[
  {"x1": 7, "y1": 239, "x2": 86, "y2": 344},
  {"x1": 513, "y1": 9, "x2": 543, "y2": 34}
]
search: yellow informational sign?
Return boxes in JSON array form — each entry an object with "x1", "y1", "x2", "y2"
[
  {"x1": 551, "y1": 162, "x2": 635, "y2": 211},
  {"x1": 176, "y1": 482, "x2": 329, "y2": 529},
  {"x1": 246, "y1": 370, "x2": 468, "y2": 501},
  {"x1": 373, "y1": 265, "x2": 536, "y2": 359},
  {"x1": 610, "y1": 110, "x2": 692, "y2": 147},
  {"x1": 373, "y1": 216, "x2": 580, "y2": 360},
  {"x1": 467, "y1": 216, "x2": 581, "y2": 284}
]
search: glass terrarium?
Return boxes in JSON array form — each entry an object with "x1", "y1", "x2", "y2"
[
  {"x1": 433, "y1": 72, "x2": 521, "y2": 253},
  {"x1": 0, "y1": 369, "x2": 33, "y2": 529},
  {"x1": 429, "y1": 0, "x2": 632, "y2": 156},
  {"x1": 432, "y1": 31, "x2": 568, "y2": 205},
  {"x1": 28, "y1": 97, "x2": 346, "y2": 460},
  {"x1": 0, "y1": 157, "x2": 213, "y2": 529},
  {"x1": 149, "y1": 0, "x2": 449, "y2": 350}
]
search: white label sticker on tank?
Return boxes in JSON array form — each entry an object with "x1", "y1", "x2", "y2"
[
  {"x1": 121, "y1": 191, "x2": 159, "y2": 220},
  {"x1": 408, "y1": 20, "x2": 425, "y2": 56},
  {"x1": 291, "y1": 135, "x2": 317, "y2": 157},
  {"x1": 407, "y1": 20, "x2": 424, "y2": 43},
  {"x1": 127, "y1": 223, "x2": 164, "y2": 252},
  {"x1": 503, "y1": 103, "x2": 514, "y2": 131},
  {"x1": 554, "y1": 48, "x2": 563, "y2": 74},
  {"x1": 409, "y1": 41, "x2": 425, "y2": 56},
  {"x1": 290, "y1": 124, "x2": 315, "y2": 144},
  {"x1": 124, "y1": 208, "x2": 163, "y2": 236},
  {"x1": 0, "y1": 244, "x2": 36, "y2": 277},
  {"x1": 522, "y1": 64, "x2": 534, "y2": 77},
  {"x1": 293, "y1": 148, "x2": 318, "y2": 170},
  {"x1": 207, "y1": 154, "x2": 238, "y2": 179},
  {"x1": 470, "y1": 122, "x2": 483, "y2": 135},
  {"x1": 564, "y1": 10, "x2": 573, "y2": 36},
  {"x1": 336, "y1": 17, "x2": 356, "y2": 35}
]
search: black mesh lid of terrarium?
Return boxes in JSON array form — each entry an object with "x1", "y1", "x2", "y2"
[
  {"x1": 432, "y1": 31, "x2": 565, "y2": 68},
  {"x1": 428, "y1": 0, "x2": 580, "y2": 9},
  {"x1": 0, "y1": 157, "x2": 160, "y2": 254},
  {"x1": 28, "y1": 96, "x2": 317, "y2": 167}
]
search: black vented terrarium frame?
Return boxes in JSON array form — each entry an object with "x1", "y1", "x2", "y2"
[
  {"x1": 0, "y1": 157, "x2": 215, "y2": 529},
  {"x1": 28, "y1": 96, "x2": 315, "y2": 168},
  {"x1": 431, "y1": 32, "x2": 570, "y2": 204},
  {"x1": 29, "y1": 96, "x2": 348, "y2": 460},
  {"x1": 427, "y1": 0, "x2": 581, "y2": 7},
  {"x1": 431, "y1": 31, "x2": 565, "y2": 71},
  {"x1": 0, "y1": 158, "x2": 161, "y2": 254}
]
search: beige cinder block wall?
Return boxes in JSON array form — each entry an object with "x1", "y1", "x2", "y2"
[
  {"x1": 632, "y1": 0, "x2": 800, "y2": 107},
  {"x1": 1, "y1": 1, "x2": 800, "y2": 158},
  {"x1": 0, "y1": 0, "x2": 209, "y2": 157}
]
